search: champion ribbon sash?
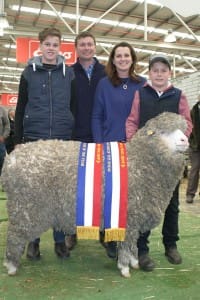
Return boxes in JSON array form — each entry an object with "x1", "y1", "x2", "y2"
[
  {"x1": 76, "y1": 143, "x2": 102, "y2": 239},
  {"x1": 104, "y1": 142, "x2": 128, "y2": 242}
]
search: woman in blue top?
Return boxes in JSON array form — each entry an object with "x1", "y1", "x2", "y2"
[
  {"x1": 92, "y1": 42, "x2": 146, "y2": 143},
  {"x1": 92, "y1": 42, "x2": 146, "y2": 259}
]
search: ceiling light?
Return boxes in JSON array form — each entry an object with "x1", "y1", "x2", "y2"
[
  {"x1": 164, "y1": 30, "x2": 176, "y2": 43},
  {"x1": 2, "y1": 57, "x2": 16, "y2": 62},
  {"x1": 1, "y1": 80, "x2": 19, "y2": 85},
  {"x1": 0, "y1": 13, "x2": 9, "y2": 28},
  {"x1": 0, "y1": 27, "x2": 3, "y2": 36},
  {"x1": 0, "y1": 0, "x2": 10, "y2": 30},
  {"x1": 4, "y1": 44, "x2": 16, "y2": 49}
]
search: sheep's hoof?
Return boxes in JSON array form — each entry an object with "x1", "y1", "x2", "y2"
[
  {"x1": 120, "y1": 267, "x2": 131, "y2": 278},
  {"x1": 117, "y1": 263, "x2": 131, "y2": 278},
  {"x1": 130, "y1": 257, "x2": 139, "y2": 269},
  {"x1": 131, "y1": 262, "x2": 139, "y2": 270},
  {"x1": 3, "y1": 260, "x2": 17, "y2": 276}
]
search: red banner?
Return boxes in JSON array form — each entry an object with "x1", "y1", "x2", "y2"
[
  {"x1": 16, "y1": 38, "x2": 77, "y2": 65},
  {"x1": 1, "y1": 94, "x2": 18, "y2": 106}
]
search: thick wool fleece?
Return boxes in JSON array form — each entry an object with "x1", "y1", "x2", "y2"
[{"x1": 1, "y1": 112, "x2": 187, "y2": 272}]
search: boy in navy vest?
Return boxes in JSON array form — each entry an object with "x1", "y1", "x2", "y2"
[{"x1": 126, "y1": 54, "x2": 192, "y2": 271}]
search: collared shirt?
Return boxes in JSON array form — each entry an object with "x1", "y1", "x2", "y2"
[
  {"x1": 147, "y1": 80, "x2": 171, "y2": 97},
  {"x1": 83, "y1": 62, "x2": 95, "y2": 80}
]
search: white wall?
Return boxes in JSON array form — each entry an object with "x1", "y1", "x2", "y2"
[{"x1": 172, "y1": 71, "x2": 200, "y2": 109}]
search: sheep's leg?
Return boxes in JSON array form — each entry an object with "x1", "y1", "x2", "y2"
[
  {"x1": 117, "y1": 241, "x2": 138, "y2": 278},
  {"x1": 3, "y1": 223, "x2": 26, "y2": 276}
]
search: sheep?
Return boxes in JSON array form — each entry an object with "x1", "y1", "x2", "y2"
[{"x1": 1, "y1": 112, "x2": 188, "y2": 277}]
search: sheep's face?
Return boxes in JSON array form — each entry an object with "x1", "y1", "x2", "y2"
[{"x1": 160, "y1": 129, "x2": 189, "y2": 152}]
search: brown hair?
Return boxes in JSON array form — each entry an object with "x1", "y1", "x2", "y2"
[
  {"x1": 38, "y1": 27, "x2": 62, "y2": 43},
  {"x1": 75, "y1": 31, "x2": 96, "y2": 46},
  {"x1": 106, "y1": 42, "x2": 140, "y2": 86}
]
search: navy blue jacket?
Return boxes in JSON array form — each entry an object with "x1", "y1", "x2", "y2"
[
  {"x1": 72, "y1": 57, "x2": 105, "y2": 142},
  {"x1": 92, "y1": 75, "x2": 146, "y2": 142}
]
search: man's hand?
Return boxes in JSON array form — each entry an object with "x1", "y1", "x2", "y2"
[{"x1": 0, "y1": 136, "x2": 5, "y2": 143}]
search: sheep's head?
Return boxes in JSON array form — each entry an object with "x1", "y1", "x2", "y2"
[
  {"x1": 160, "y1": 129, "x2": 188, "y2": 152},
  {"x1": 136, "y1": 112, "x2": 189, "y2": 153}
]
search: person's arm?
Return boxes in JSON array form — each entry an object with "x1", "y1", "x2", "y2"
[
  {"x1": 70, "y1": 78, "x2": 77, "y2": 140},
  {"x1": 70, "y1": 78, "x2": 76, "y2": 117},
  {"x1": 125, "y1": 91, "x2": 140, "y2": 141},
  {"x1": 91, "y1": 81, "x2": 105, "y2": 143},
  {"x1": 14, "y1": 74, "x2": 28, "y2": 145},
  {"x1": 178, "y1": 92, "x2": 193, "y2": 137},
  {"x1": 0, "y1": 108, "x2": 10, "y2": 141}
]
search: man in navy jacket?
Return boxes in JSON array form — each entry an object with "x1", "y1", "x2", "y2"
[
  {"x1": 72, "y1": 31, "x2": 105, "y2": 142},
  {"x1": 66, "y1": 32, "x2": 105, "y2": 250}
]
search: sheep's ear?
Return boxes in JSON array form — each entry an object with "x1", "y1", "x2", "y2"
[{"x1": 147, "y1": 130, "x2": 155, "y2": 136}]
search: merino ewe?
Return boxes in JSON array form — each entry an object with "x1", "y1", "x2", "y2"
[{"x1": 1, "y1": 112, "x2": 188, "y2": 277}]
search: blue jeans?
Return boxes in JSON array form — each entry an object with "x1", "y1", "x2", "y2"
[
  {"x1": 137, "y1": 183, "x2": 180, "y2": 255},
  {"x1": 0, "y1": 142, "x2": 6, "y2": 175}
]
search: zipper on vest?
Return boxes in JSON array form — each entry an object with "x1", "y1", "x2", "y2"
[{"x1": 48, "y1": 70, "x2": 52, "y2": 138}]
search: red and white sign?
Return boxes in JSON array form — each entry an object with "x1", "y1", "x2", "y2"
[
  {"x1": 1, "y1": 94, "x2": 18, "y2": 106},
  {"x1": 16, "y1": 38, "x2": 77, "y2": 65}
]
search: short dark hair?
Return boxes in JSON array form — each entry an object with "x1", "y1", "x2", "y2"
[
  {"x1": 38, "y1": 27, "x2": 62, "y2": 43},
  {"x1": 149, "y1": 54, "x2": 171, "y2": 70},
  {"x1": 75, "y1": 31, "x2": 96, "y2": 46}
]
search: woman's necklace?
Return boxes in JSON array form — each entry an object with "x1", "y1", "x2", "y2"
[
  {"x1": 121, "y1": 78, "x2": 129, "y2": 90},
  {"x1": 123, "y1": 82, "x2": 128, "y2": 90}
]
